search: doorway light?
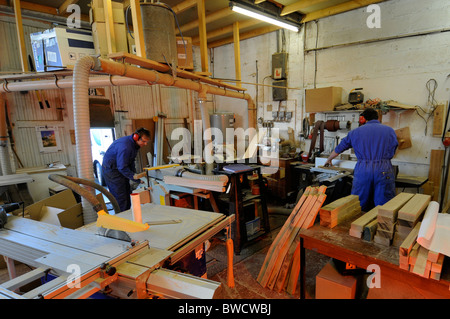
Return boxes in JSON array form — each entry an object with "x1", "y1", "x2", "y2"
[{"x1": 229, "y1": 1, "x2": 300, "y2": 32}]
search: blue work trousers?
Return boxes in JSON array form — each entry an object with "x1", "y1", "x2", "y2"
[{"x1": 352, "y1": 159, "x2": 396, "y2": 212}]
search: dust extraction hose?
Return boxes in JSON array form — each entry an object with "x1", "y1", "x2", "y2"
[{"x1": 48, "y1": 174, "x2": 120, "y2": 215}]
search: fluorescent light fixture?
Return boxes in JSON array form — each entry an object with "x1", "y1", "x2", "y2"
[{"x1": 230, "y1": 1, "x2": 299, "y2": 32}]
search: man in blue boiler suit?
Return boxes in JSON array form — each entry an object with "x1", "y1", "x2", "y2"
[
  {"x1": 325, "y1": 108, "x2": 398, "y2": 212},
  {"x1": 102, "y1": 128, "x2": 151, "y2": 212}
]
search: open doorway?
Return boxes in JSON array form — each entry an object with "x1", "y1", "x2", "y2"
[{"x1": 90, "y1": 128, "x2": 115, "y2": 186}]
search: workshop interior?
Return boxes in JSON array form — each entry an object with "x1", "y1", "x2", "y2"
[{"x1": 0, "y1": 0, "x2": 449, "y2": 302}]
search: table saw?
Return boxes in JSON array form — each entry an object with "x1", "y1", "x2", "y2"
[{"x1": 0, "y1": 203, "x2": 234, "y2": 299}]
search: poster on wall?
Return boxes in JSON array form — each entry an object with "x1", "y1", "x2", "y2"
[{"x1": 35, "y1": 126, "x2": 62, "y2": 153}]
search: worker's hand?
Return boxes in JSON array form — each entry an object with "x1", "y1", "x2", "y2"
[{"x1": 324, "y1": 159, "x2": 333, "y2": 167}]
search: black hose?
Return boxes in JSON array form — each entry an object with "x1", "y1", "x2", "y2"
[
  {"x1": 48, "y1": 174, "x2": 120, "y2": 215},
  {"x1": 60, "y1": 175, "x2": 121, "y2": 215}
]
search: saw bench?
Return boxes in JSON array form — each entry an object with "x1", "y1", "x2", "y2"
[{"x1": 0, "y1": 203, "x2": 233, "y2": 299}]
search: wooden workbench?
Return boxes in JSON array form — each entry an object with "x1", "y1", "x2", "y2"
[{"x1": 299, "y1": 215, "x2": 450, "y2": 299}]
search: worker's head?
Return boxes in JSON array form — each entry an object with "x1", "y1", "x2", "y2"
[
  {"x1": 133, "y1": 127, "x2": 151, "y2": 147},
  {"x1": 361, "y1": 108, "x2": 379, "y2": 122}
]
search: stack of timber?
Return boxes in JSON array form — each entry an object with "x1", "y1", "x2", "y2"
[
  {"x1": 163, "y1": 175, "x2": 227, "y2": 192},
  {"x1": 393, "y1": 194, "x2": 431, "y2": 247},
  {"x1": 257, "y1": 185, "x2": 327, "y2": 293},
  {"x1": 399, "y1": 223, "x2": 446, "y2": 280},
  {"x1": 374, "y1": 193, "x2": 414, "y2": 246},
  {"x1": 349, "y1": 206, "x2": 379, "y2": 241},
  {"x1": 319, "y1": 195, "x2": 360, "y2": 228}
]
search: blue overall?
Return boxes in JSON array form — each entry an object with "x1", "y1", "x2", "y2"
[
  {"x1": 334, "y1": 120, "x2": 398, "y2": 212},
  {"x1": 102, "y1": 135, "x2": 141, "y2": 212}
]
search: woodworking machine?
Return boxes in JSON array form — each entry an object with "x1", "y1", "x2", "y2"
[{"x1": 0, "y1": 175, "x2": 234, "y2": 299}]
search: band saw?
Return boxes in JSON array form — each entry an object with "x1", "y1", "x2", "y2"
[{"x1": 0, "y1": 175, "x2": 234, "y2": 299}]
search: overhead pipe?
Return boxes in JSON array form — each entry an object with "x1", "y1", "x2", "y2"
[{"x1": 1, "y1": 76, "x2": 148, "y2": 93}]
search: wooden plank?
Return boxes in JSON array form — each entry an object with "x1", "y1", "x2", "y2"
[
  {"x1": 397, "y1": 193, "x2": 431, "y2": 222},
  {"x1": 395, "y1": 127, "x2": 412, "y2": 149},
  {"x1": 233, "y1": 22, "x2": 241, "y2": 88},
  {"x1": 428, "y1": 149, "x2": 444, "y2": 201},
  {"x1": 432, "y1": 104, "x2": 445, "y2": 137},
  {"x1": 257, "y1": 187, "x2": 315, "y2": 286},
  {"x1": 196, "y1": 0, "x2": 208, "y2": 73},
  {"x1": 163, "y1": 176, "x2": 226, "y2": 192},
  {"x1": 267, "y1": 191, "x2": 327, "y2": 289},
  {"x1": 129, "y1": 0, "x2": 146, "y2": 58},
  {"x1": 377, "y1": 192, "x2": 414, "y2": 218},
  {"x1": 285, "y1": 237, "x2": 301, "y2": 295},
  {"x1": 350, "y1": 206, "x2": 379, "y2": 233},
  {"x1": 363, "y1": 219, "x2": 378, "y2": 241},
  {"x1": 302, "y1": 187, "x2": 328, "y2": 229},
  {"x1": 13, "y1": 0, "x2": 29, "y2": 72}
]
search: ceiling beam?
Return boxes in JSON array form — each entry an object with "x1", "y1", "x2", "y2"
[
  {"x1": 197, "y1": 0, "x2": 209, "y2": 73},
  {"x1": 233, "y1": 21, "x2": 241, "y2": 87},
  {"x1": 208, "y1": 25, "x2": 280, "y2": 48},
  {"x1": 172, "y1": 0, "x2": 198, "y2": 14},
  {"x1": 254, "y1": 0, "x2": 267, "y2": 3},
  {"x1": 281, "y1": 0, "x2": 330, "y2": 16},
  {"x1": 302, "y1": 0, "x2": 387, "y2": 23},
  {"x1": 177, "y1": 7, "x2": 232, "y2": 35},
  {"x1": 13, "y1": 0, "x2": 28, "y2": 72},
  {"x1": 58, "y1": 0, "x2": 79, "y2": 15},
  {"x1": 192, "y1": 19, "x2": 260, "y2": 45},
  {"x1": 0, "y1": 0, "x2": 57, "y2": 15}
]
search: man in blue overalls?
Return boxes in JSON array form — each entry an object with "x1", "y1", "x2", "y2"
[
  {"x1": 325, "y1": 108, "x2": 398, "y2": 212},
  {"x1": 102, "y1": 128, "x2": 151, "y2": 212}
]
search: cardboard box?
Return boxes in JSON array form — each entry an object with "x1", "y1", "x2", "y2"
[
  {"x1": 315, "y1": 260, "x2": 357, "y2": 299},
  {"x1": 305, "y1": 86, "x2": 343, "y2": 113},
  {"x1": 19, "y1": 189, "x2": 106, "y2": 229},
  {"x1": 177, "y1": 37, "x2": 193, "y2": 70},
  {"x1": 31, "y1": 27, "x2": 96, "y2": 72}
]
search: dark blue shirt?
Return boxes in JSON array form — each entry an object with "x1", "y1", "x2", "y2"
[{"x1": 335, "y1": 120, "x2": 398, "y2": 161}]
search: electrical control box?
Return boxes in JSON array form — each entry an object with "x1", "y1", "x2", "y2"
[
  {"x1": 272, "y1": 80, "x2": 287, "y2": 101},
  {"x1": 272, "y1": 52, "x2": 288, "y2": 80}
]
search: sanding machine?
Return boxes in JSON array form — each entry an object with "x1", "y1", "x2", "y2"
[{"x1": 0, "y1": 175, "x2": 234, "y2": 299}]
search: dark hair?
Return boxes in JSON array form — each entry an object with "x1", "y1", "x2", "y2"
[
  {"x1": 361, "y1": 108, "x2": 379, "y2": 121},
  {"x1": 135, "y1": 127, "x2": 151, "y2": 139}
]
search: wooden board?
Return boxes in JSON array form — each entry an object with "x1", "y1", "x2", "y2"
[
  {"x1": 377, "y1": 192, "x2": 414, "y2": 218},
  {"x1": 432, "y1": 104, "x2": 445, "y2": 137},
  {"x1": 428, "y1": 149, "x2": 444, "y2": 201},
  {"x1": 257, "y1": 186, "x2": 328, "y2": 290},
  {"x1": 399, "y1": 222, "x2": 421, "y2": 257},
  {"x1": 350, "y1": 206, "x2": 379, "y2": 233},
  {"x1": 397, "y1": 193, "x2": 431, "y2": 222},
  {"x1": 395, "y1": 127, "x2": 412, "y2": 149}
]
